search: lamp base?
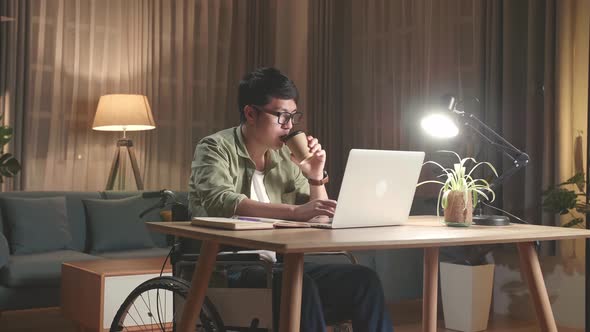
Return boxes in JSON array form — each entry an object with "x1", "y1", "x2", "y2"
[
  {"x1": 105, "y1": 138, "x2": 144, "y2": 190},
  {"x1": 473, "y1": 214, "x2": 511, "y2": 226}
]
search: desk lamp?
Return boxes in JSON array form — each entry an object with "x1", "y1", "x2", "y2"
[{"x1": 421, "y1": 96, "x2": 530, "y2": 226}]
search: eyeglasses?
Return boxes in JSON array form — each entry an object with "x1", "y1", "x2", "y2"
[{"x1": 251, "y1": 105, "x2": 303, "y2": 125}]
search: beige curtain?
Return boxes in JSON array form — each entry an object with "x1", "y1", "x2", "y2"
[
  {"x1": 1, "y1": 0, "x2": 308, "y2": 191},
  {"x1": 555, "y1": 0, "x2": 590, "y2": 260}
]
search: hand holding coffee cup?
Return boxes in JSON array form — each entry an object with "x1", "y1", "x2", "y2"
[{"x1": 281, "y1": 130, "x2": 315, "y2": 164}]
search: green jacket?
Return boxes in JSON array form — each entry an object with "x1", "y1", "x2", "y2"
[{"x1": 189, "y1": 126, "x2": 311, "y2": 217}]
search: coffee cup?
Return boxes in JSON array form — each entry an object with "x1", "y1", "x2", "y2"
[{"x1": 281, "y1": 130, "x2": 314, "y2": 164}]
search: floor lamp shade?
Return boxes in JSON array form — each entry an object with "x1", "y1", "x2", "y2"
[{"x1": 92, "y1": 94, "x2": 155, "y2": 131}]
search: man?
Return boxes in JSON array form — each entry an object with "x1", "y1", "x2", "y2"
[{"x1": 189, "y1": 67, "x2": 393, "y2": 331}]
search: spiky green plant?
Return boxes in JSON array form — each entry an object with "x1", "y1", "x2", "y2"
[{"x1": 417, "y1": 151, "x2": 498, "y2": 216}]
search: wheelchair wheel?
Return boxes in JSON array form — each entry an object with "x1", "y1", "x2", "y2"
[{"x1": 110, "y1": 276, "x2": 225, "y2": 332}]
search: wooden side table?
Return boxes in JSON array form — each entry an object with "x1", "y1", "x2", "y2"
[{"x1": 61, "y1": 257, "x2": 171, "y2": 332}]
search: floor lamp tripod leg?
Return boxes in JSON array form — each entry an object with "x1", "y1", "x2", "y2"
[
  {"x1": 127, "y1": 145, "x2": 144, "y2": 190},
  {"x1": 106, "y1": 146, "x2": 121, "y2": 190}
]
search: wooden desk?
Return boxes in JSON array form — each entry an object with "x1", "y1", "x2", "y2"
[{"x1": 147, "y1": 216, "x2": 590, "y2": 332}]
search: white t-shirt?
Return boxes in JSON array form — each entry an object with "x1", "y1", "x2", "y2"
[
  {"x1": 250, "y1": 170, "x2": 271, "y2": 204},
  {"x1": 240, "y1": 170, "x2": 276, "y2": 262}
]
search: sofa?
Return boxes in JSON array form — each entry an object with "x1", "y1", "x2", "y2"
[{"x1": 0, "y1": 190, "x2": 187, "y2": 311}]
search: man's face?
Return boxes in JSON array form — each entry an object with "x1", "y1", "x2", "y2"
[{"x1": 246, "y1": 98, "x2": 297, "y2": 150}]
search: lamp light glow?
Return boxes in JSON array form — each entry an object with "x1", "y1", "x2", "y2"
[{"x1": 420, "y1": 113, "x2": 459, "y2": 138}]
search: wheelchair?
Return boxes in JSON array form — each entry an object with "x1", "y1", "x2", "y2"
[{"x1": 110, "y1": 190, "x2": 356, "y2": 332}]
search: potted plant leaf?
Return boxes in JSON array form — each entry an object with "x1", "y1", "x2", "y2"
[
  {"x1": 542, "y1": 172, "x2": 588, "y2": 229},
  {"x1": 417, "y1": 150, "x2": 498, "y2": 226},
  {"x1": 0, "y1": 115, "x2": 21, "y2": 183},
  {"x1": 418, "y1": 151, "x2": 499, "y2": 331}
]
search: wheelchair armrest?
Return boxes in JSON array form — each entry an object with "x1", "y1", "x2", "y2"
[{"x1": 305, "y1": 251, "x2": 358, "y2": 264}]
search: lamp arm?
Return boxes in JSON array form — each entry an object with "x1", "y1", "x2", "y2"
[
  {"x1": 459, "y1": 111, "x2": 523, "y2": 154},
  {"x1": 455, "y1": 110, "x2": 530, "y2": 191}
]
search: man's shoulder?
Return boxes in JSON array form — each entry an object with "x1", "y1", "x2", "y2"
[{"x1": 198, "y1": 127, "x2": 237, "y2": 146}]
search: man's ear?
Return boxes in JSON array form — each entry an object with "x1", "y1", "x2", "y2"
[{"x1": 243, "y1": 105, "x2": 257, "y2": 124}]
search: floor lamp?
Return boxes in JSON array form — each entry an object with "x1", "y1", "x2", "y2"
[{"x1": 92, "y1": 94, "x2": 155, "y2": 190}]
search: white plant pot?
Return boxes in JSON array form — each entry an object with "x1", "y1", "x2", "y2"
[{"x1": 440, "y1": 262, "x2": 495, "y2": 332}]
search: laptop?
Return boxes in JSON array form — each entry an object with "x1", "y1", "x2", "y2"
[{"x1": 298, "y1": 149, "x2": 425, "y2": 229}]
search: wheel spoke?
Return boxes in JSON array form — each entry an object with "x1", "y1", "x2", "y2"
[
  {"x1": 110, "y1": 277, "x2": 223, "y2": 332},
  {"x1": 131, "y1": 297, "x2": 149, "y2": 329}
]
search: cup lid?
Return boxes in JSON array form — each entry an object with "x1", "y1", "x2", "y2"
[{"x1": 280, "y1": 130, "x2": 305, "y2": 142}]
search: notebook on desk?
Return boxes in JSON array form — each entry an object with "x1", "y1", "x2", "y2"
[{"x1": 191, "y1": 217, "x2": 275, "y2": 230}]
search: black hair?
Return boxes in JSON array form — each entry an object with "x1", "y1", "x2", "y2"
[{"x1": 238, "y1": 67, "x2": 299, "y2": 123}]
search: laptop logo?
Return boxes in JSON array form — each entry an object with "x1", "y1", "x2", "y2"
[{"x1": 375, "y1": 180, "x2": 388, "y2": 198}]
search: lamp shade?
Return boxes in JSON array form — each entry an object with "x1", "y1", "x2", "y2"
[{"x1": 92, "y1": 94, "x2": 156, "y2": 131}]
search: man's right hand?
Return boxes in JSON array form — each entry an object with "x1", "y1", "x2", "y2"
[{"x1": 292, "y1": 199, "x2": 337, "y2": 221}]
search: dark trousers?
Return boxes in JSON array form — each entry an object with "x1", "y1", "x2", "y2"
[{"x1": 228, "y1": 262, "x2": 394, "y2": 332}]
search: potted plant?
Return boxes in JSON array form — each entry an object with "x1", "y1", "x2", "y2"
[
  {"x1": 418, "y1": 151, "x2": 499, "y2": 331},
  {"x1": 417, "y1": 150, "x2": 498, "y2": 226},
  {"x1": 0, "y1": 115, "x2": 21, "y2": 183},
  {"x1": 541, "y1": 172, "x2": 588, "y2": 229}
]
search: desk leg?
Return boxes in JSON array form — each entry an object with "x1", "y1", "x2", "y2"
[
  {"x1": 422, "y1": 247, "x2": 439, "y2": 332},
  {"x1": 279, "y1": 253, "x2": 305, "y2": 332},
  {"x1": 517, "y1": 242, "x2": 558, "y2": 332},
  {"x1": 178, "y1": 240, "x2": 219, "y2": 332}
]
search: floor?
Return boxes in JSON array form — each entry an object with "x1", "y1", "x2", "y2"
[{"x1": 0, "y1": 305, "x2": 583, "y2": 332}]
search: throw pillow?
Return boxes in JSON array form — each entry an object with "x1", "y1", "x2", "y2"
[
  {"x1": 83, "y1": 196, "x2": 161, "y2": 253},
  {"x1": 1, "y1": 196, "x2": 73, "y2": 255}
]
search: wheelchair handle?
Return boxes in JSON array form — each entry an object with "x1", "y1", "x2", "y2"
[
  {"x1": 141, "y1": 189, "x2": 177, "y2": 200},
  {"x1": 141, "y1": 190, "x2": 163, "y2": 198},
  {"x1": 139, "y1": 189, "x2": 181, "y2": 218}
]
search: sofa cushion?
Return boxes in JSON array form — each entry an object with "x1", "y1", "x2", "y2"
[
  {"x1": 0, "y1": 250, "x2": 101, "y2": 287},
  {"x1": 96, "y1": 247, "x2": 171, "y2": 259},
  {"x1": 100, "y1": 193, "x2": 170, "y2": 247},
  {"x1": 0, "y1": 192, "x2": 103, "y2": 252},
  {"x1": 2, "y1": 197, "x2": 73, "y2": 255},
  {"x1": 83, "y1": 196, "x2": 158, "y2": 253}
]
